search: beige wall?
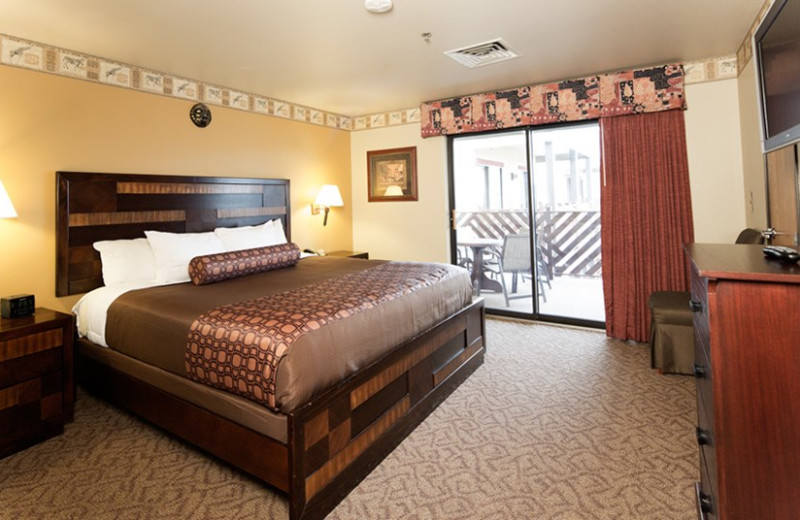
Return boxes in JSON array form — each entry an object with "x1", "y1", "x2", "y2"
[
  {"x1": 350, "y1": 124, "x2": 449, "y2": 262},
  {"x1": 684, "y1": 79, "x2": 748, "y2": 243},
  {"x1": 351, "y1": 79, "x2": 750, "y2": 260},
  {"x1": 0, "y1": 60, "x2": 762, "y2": 315},
  {"x1": 737, "y1": 59, "x2": 769, "y2": 230},
  {"x1": 0, "y1": 65, "x2": 352, "y2": 313}
]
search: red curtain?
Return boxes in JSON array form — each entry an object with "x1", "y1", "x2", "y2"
[{"x1": 600, "y1": 110, "x2": 694, "y2": 342}]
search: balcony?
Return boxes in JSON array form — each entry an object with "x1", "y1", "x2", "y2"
[{"x1": 455, "y1": 209, "x2": 605, "y2": 323}]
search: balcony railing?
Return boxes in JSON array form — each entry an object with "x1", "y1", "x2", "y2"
[{"x1": 455, "y1": 209, "x2": 601, "y2": 278}]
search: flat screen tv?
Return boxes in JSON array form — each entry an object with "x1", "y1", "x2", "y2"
[{"x1": 755, "y1": 0, "x2": 800, "y2": 152}]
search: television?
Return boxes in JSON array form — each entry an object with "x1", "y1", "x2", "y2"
[{"x1": 755, "y1": 0, "x2": 800, "y2": 153}]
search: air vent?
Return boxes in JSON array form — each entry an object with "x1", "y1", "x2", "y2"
[{"x1": 444, "y1": 39, "x2": 520, "y2": 69}]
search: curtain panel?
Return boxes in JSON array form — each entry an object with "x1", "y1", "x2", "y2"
[
  {"x1": 599, "y1": 110, "x2": 694, "y2": 343},
  {"x1": 420, "y1": 64, "x2": 685, "y2": 138}
]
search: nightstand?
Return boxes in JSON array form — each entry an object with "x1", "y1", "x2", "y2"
[
  {"x1": 326, "y1": 250, "x2": 369, "y2": 259},
  {"x1": 0, "y1": 308, "x2": 74, "y2": 458}
]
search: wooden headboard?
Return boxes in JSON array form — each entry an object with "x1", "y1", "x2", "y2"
[{"x1": 56, "y1": 172, "x2": 290, "y2": 296}]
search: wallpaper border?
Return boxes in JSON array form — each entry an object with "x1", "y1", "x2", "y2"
[{"x1": 0, "y1": 32, "x2": 749, "y2": 133}]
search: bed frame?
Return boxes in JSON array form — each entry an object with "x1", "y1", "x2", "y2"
[{"x1": 56, "y1": 171, "x2": 486, "y2": 520}]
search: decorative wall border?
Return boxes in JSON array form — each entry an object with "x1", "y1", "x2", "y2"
[
  {"x1": 684, "y1": 55, "x2": 739, "y2": 84},
  {"x1": 0, "y1": 33, "x2": 353, "y2": 131},
  {"x1": 0, "y1": 30, "x2": 757, "y2": 134},
  {"x1": 736, "y1": 0, "x2": 775, "y2": 73}
]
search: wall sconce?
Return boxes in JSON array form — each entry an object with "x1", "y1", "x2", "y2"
[
  {"x1": 311, "y1": 184, "x2": 344, "y2": 226},
  {"x1": 0, "y1": 181, "x2": 18, "y2": 218}
]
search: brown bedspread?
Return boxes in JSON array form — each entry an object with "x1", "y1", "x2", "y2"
[{"x1": 105, "y1": 256, "x2": 472, "y2": 412}]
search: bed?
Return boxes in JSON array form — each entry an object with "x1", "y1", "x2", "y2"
[{"x1": 56, "y1": 171, "x2": 486, "y2": 520}]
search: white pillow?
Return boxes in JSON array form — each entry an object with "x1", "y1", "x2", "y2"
[
  {"x1": 144, "y1": 230, "x2": 226, "y2": 284},
  {"x1": 214, "y1": 219, "x2": 287, "y2": 252},
  {"x1": 93, "y1": 238, "x2": 157, "y2": 286}
]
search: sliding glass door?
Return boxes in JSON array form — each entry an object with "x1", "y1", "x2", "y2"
[{"x1": 450, "y1": 123, "x2": 604, "y2": 326}]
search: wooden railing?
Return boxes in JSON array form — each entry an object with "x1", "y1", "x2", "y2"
[{"x1": 455, "y1": 209, "x2": 602, "y2": 278}]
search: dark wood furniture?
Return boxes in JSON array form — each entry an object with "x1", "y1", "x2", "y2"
[
  {"x1": 57, "y1": 171, "x2": 485, "y2": 520},
  {"x1": 457, "y1": 238, "x2": 503, "y2": 293},
  {"x1": 56, "y1": 171, "x2": 290, "y2": 297},
  {"x1": 687, "y1": 244, "x2": 800, "y2": 520},
  {"x1": 0, "y1": 308, "x2": 74, "y2": 458},
  {"x1": 326, "y1": 250, "x2": 369, "y2": 259}
]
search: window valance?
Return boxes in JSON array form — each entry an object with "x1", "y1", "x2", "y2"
[{"x1": 420, "y1": 64, "x2": 685, "y2": 138}]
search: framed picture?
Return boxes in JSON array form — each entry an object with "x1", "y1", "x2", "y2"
[{"x1": 367, "y1": 146, "x2": 418, "y2": 202}]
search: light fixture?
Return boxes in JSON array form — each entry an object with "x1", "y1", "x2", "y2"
[
  {"x1": 312, "y1": 184, "x2": 344, "y2": 226},
  {"x1": 383, "y1": 185, "x2": 404, "y2": 197},
  {"x1": 0, "y1": 180, "x2": 17, "y2": 218},
  {"x1": 365, "y1": 0, "x2": 393, "y2": 13}
]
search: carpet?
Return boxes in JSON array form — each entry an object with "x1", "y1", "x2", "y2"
[{"x1": 0, "y1": 318, "x2": 698, "y2": 519}]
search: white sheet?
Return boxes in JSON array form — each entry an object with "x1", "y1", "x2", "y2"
[
  {"x1": 73, "y1": 253, "x2": 316, "y2": 347},
  {"x1": 72, "y1": 280, "x2": 160, "y2": 347}
]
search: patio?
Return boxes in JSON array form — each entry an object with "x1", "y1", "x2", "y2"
[{"x1": 480, "y1": 274, "x2": 605, "y2": 323}]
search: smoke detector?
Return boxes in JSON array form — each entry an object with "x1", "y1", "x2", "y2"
[
  {"x1": 444, "y1": 39, "x2": 520, "y2": 68},
  {"x1": 365, "y1": 0, "x2": 393, "y2": 13}
]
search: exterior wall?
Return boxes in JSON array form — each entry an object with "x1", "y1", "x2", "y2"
[{"x1": 0, "y1": 65, "x2": 352, "y2": 312}]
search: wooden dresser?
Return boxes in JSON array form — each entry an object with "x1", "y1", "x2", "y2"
[
  {"x1": 686, "y1": 244, "x2": 800, "y2": 520},
  {"x1": 0, "y1": 308, "x2": 74, "y2": 458}
]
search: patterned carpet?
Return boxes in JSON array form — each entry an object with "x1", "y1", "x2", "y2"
[{"x1": 0, "y1": 318, "x2": 698, "y2": 519}]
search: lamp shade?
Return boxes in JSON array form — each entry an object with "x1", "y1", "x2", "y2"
[
  {"x1": 314, "y1": 184, "x2": 344, "y2": 207},
  {"x1": 0, "y1": 181, "x2": 17, "y2": 218},
  {"x1": 384, "y1": 185, "x2": 404, "y2": 197}
]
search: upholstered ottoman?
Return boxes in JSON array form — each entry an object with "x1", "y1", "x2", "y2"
[{"x1": 648, "y1": 290, "x2": 694, "y2": 375}]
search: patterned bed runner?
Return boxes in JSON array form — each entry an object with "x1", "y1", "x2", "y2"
[{"x1": 185, "y1": 262, "x2": 452, "y2": 410}]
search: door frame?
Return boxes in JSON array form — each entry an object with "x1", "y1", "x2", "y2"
[{"x1": 447, "y1": 124, "x2": 605, "y2": 329}]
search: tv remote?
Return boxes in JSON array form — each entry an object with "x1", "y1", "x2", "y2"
[{"x1": 762, "y1": 245, "x2": 800, "y2": 263}]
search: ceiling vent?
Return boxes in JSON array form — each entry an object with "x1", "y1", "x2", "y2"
[{"x1": 444, "y1": 39, "x2": 520, "y2": 69}]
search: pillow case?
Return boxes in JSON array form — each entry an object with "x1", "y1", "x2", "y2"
[
  {"x1": 93, "y1": 238, "x2": 157, "y2": 286},
  {"x1": 188, "y1": 242, "x2": 301, "y2": 285},
  {"x1": 214, "y1": 219, "x2": 287, "y2": 252},
  {"x1": 145, "y1": 230, "x2": 226, "y2": 284}
]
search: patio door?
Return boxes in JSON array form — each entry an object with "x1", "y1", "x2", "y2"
[{"x1": 449, "y1": 123, "x2": 605, "y2": 327}]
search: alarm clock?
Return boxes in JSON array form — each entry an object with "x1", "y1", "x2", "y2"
[{"x1": 1, "y1": 294, "x2": 35, "y2": 318}]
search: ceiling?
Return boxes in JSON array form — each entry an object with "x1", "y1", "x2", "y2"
[{"x1": 1, "y1": 0, "x2": 765, "y2": 117}]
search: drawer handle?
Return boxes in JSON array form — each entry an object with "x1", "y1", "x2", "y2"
[
  {"x1": 698, "y1": 491, "x2": 714, "y2": 513},
  {"x1": 693, "y1": 363, "x2": 706, "y2": 379},
  {"x1": 696, "y1": 427, "x2": 711, "y2": 446},
  {"x1": 689, "y1": 300, "x2": 703, "y2": 313}
]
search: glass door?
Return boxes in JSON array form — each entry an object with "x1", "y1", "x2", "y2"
[
  {"x1": 529, "y1": 124, "x2": 604, "y2": 323},
  {"x1": 450, "y1": 123, "x2": 604, "y2": 326},
  {"x1": 451, "y1": 131, "x2": 533, "y2": 314}
]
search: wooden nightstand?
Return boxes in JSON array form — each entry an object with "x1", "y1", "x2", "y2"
[
  {"x1": 326, "y1": 250, "x2": 369, "y2": 259},
  {"x1": 0, "y1": 308, "x2": 74, "y2": 458}
]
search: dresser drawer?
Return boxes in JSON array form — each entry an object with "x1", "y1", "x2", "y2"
[
  {"x1": 695, "y1": 463, "x2": 717, "y2": 520},
  {"x1": 697, "y1": 382, "x2": 717, "y2": 507},
  {"x1": 690, "y1": 275, "x2": 710, "y2": 361},
  {"x1": 694, "y1": 337, "x2": 713, "y2": 431}
]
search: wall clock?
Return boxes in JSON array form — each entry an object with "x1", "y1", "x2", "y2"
[{"x1": 189, "y1": 103, "x2": 212, "y2": 128}]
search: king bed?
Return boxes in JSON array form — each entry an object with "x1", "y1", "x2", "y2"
[{"x1": 56, "y1": 171, "x2": 486, "y2": 520}]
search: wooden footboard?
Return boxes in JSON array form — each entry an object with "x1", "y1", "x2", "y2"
[
  {"x1": 289, "y1": 298, "x2": 485, "y2": 520},
  {"x1": 76, "y1": 298, "x2": 485, "y2": 520}
]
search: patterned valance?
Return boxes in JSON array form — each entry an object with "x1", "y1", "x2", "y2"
[{"x1": 420, "y1": 64, "x2": 685, "y2": 137}]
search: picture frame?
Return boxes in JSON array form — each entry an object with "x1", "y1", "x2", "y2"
[{"x1": 367, "y1": 146, "x2": 418, "y2": 202}]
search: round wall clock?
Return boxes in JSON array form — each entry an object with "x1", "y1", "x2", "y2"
[{"x1": 190, "y1": 103, "x2": 212, "y2": 128}]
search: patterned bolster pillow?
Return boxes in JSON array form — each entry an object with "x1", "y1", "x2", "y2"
[{"x1": 188, "y1": 242, "x2": 301, "y2": 285}]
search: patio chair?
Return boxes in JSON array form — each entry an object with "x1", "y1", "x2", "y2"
[{"x1": 497, "y1": 232, "x2": 549, "y2": 306}]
